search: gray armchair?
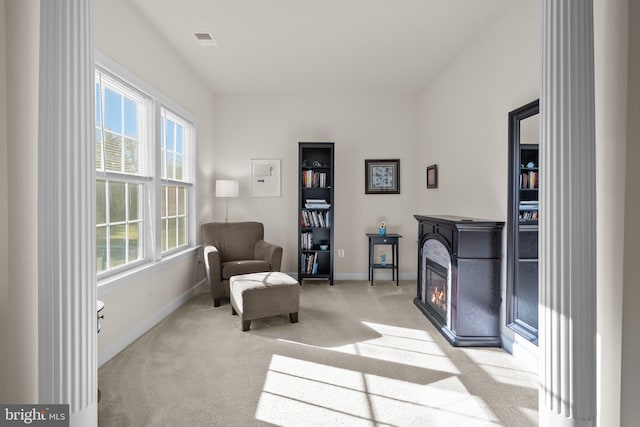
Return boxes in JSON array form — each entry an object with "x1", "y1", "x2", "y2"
[{"x1": 201, "y1": 221, "x2": 283, "y2": 307}]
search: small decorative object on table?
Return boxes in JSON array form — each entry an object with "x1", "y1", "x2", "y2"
[
  {"x1": 378, "y1": 221, "x2": 387, "y2": 236},
  {"x1": 380, "y1": 253, "x2": 387, "y2": 267}
]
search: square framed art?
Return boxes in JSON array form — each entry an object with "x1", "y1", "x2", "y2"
[
  {"x1": 250, "y1": 159, "x2": 281, "y2": 197},
  {"x1": 365, "y1": 159, "x2": 400, "y2": 194}
]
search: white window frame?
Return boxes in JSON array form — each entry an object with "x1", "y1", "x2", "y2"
[
  {"x1": 95, "y1": 50, "x2": 198, "y2": 289},
  {"x1": 160, "y1": 107, "x2": 194, "y2": 255}
]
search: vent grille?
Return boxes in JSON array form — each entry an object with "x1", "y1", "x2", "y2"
[{"x1": 193, "y1": 32, "x2": 217, "y2": 47}]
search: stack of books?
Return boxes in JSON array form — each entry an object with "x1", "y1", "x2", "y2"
[
  {"x1": 519, "y1": 201, "x2": 539, "y2": 221},
  {"x1": 304, "y1": 199, "x2": 330, "y2": 209}
]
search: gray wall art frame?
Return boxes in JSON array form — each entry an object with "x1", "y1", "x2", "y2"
[{"x1": 365, "y1": 159, "x2": 400, "y2": 194}]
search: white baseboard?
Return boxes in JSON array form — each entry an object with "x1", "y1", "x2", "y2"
[
  {"x1": 98, "y1": 279, "x2": 206, "y2": 367},
  {"x1": 502, "y1": 332, "x2": 539, "y2": 374}
]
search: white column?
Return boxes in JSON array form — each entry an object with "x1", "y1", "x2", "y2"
[
  {"x1": 38, "y1": 1, "x2": 97, "y2": 426},
  {"x1": 540, "y1": 1, "x2": 597, "y2": 426}
]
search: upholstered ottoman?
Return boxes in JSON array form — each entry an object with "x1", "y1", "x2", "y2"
[{"x1": 229, "y1": 272, "x2": 300, "y2": 331}]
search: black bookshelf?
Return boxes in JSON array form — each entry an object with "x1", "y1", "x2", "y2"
[
  {"x1": 507, "y1": 100, "x2": 539, "y2": 345},
  {"x1": 298, "y1": 142, "x2": 334, "y2": 285}
]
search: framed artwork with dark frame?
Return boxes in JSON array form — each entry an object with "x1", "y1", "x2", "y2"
[
  {"x1": 365, "y1": 159, "x2": 400, "y2": 194},
  {"x1": 426, "y1": 164, "x2": 438, "y2": 189}
]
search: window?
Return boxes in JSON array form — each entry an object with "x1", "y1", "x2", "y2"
[
  {"x1": 161, "y1": 108, "x2": 192, "y2": 253},
  {"x1": 95, "y1": 64, "x2": 196, "y2": 278}
]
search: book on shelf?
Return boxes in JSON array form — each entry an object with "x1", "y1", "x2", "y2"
[
  {"x1": 305, "y1": 203, "x2": 331, "y2": 209},
  {"x1": 519, "y1": 201, "x2": 539, "y2": 211},
  {"x1": 305, "y1": 198, "x2": 330, "y2": 209},
  {"x1": 528, "y1": 171, "x2": 538, "y2": 189}
]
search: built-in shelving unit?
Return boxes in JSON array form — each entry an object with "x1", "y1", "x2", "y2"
[
  {"x1": 298, "y1": 142, "x2": 334, "y2": 285},
  {"x1": 507, "y1": 100, "x2": 540, "y2": 345}
]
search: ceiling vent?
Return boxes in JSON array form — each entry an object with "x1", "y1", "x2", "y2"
[{"x1": 193, "y1": 32, "x2": 217, "y2": 47}]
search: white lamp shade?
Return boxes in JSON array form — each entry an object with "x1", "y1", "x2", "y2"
[{"x1": 216, "y1": 180, "x2": 239, "y2": 198}]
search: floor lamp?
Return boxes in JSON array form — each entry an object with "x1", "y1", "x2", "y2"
[{"x1": 216, "y1": 180, "x2": 239, "y2": 222}]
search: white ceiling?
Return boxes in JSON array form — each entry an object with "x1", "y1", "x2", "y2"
[{"x1": 128, "y1": 0, "x2": 515, "y2": 95}]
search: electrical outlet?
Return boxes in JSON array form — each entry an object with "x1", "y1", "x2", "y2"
[{"x1": 338, "y1": 249, "x2": 345, "y2": 258}]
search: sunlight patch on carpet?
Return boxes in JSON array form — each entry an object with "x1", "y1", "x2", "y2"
[
  {"x1": 460, "y1": 348, "x2": 538, "y2": 389},
  {"x1": 279, "y1": 321, "x2": 460, "y2": 374},
  {"x1": 255, "y1": 355, "x2": 503, "y2": 426}
]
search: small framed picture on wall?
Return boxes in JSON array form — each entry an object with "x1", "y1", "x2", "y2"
[
  {"x1": 365, "y1": 159, "x2": 400, "y2": 194},
  {"x1": 426, "y1": 164, "x2": 438, "y2": 189}
]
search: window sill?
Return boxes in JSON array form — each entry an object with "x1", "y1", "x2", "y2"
[{"x1": 97, "y1": 246, "x2": 200, "y2": 297}]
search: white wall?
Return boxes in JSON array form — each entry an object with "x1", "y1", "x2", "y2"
[
  {"x1": 593, "y1": 0, "x2": 628, "y2": 425},
  {"x1": 1, "y1": 0, "x2": 40, "y2": 403},
  {"x1": 0, "y1": 0, "x2": 8, "y2": 403},
  {"x1": 417, "y1": 1, "x2": 539, "y2": 354},
  {"x1": 621, "y1": 1, "x2": 640, "y2": 424},
  {"x1": 97, "y1": 256, "x2": 201, "y2": 366},
  {"x1": 94, "y1": 0, "x2": 214, "y2": 363},
  {"x1": 212, "y1": 94, "x2": 420, "y2": 278},
  {"x1": 418, "y1": 2, "x2": 539, "y2": 220}
]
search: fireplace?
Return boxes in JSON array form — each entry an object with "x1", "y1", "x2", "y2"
[
  {"x1": 414, "y1": 215, "x2": 504, "y2": 347},
  {"x1": 422, "y1": 239, "x2": 451, "y2": 325}
]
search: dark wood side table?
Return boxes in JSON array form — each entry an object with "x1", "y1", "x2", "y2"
[{"x1": 366, "y1": 233, "x2": 402, "y2": 286}]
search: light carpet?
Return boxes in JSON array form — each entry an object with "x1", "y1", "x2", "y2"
[{"x1": 98, "y1": 280, "x2": 538, "y2": 426}]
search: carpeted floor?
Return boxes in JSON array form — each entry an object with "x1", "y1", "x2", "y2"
[{"x1": 98, "y1": 280, "x2": 538, "y2": 426}]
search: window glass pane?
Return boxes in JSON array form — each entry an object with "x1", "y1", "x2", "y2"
[
  {"x1": 166, "y1": 152, "x2": 175, "y2": 180},
  {"x1": 95, "y1": 82, "x2": 102, "y2": 128},
  {"x1": 176, "y1": 125, "x2": 183, "y2": 154},
  {"x1": 175, "y1": 154, "x2": 183, "y2": 180},
  {"x1": 96, "y1": 180, "x2": 106, "y2": 224},
  {"x1": 168, "y1": 218, "x2": 177, "y2": 249},
  {"x1": 160, "y1": 116, "x2": 166, "y2": 178},
  {"x1": 95, "y1": 129, "x2": 103, "y2": 170},
  {"x1": 161, "y1": 219, "x2": 167, "y2": 252},
  {"x1": 128, "y1": 223, "x2": 140, "y2": 261},
  {"x1": 167, "y1": 185, "x2": 177, "y2": 216},
  {"x1": 123, "y1": 97, "x2": 138, "y2": 138},
  {"x1": 161, "y1": 150, "x2": 166, "y2": 179},
  {"x1": 178, "y1": 217, "x2": 186, "y2": 246},
  {"x1": 109, "y1": 224, "x2": 126, "y2": 267},
  {"x1": 166, "y1": 120, "x2": 175, "y2": 152},
  {"x1": 104, "y1": 131, "x2": 122, "y2": 172},
  {"x1": 109, "y1": 181, "x2": 126, "y2": 223},
  {"x1": 161, "y1": 186, "x2": 167, "y2": 217},
  {"x1": 124, "y1": 137, "x2": 138, "y2": 174},
  {"x1": 161, "y1": 116, "x2": 166, "y2": 150},
  {"x1": 103, "y1": 88, "x2": 122, "y2": 133},
  {"x1": 177, "y1": 187, "x2": 185, "y2": 215},
  {"x1": 97, "y1": 226, "x2": 107, "y2": 273},
  {"x1": 129, "y1": 184, "x2": 140, "y2": 221}
]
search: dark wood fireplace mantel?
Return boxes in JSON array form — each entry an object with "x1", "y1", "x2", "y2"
[{"x1": 414, "y1": 215, "x2": 504, "y2": 347}]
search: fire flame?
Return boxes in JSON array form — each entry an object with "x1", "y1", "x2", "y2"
[{"x1": 430, "y1": 286, "x2": 447, "y2": 311}]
